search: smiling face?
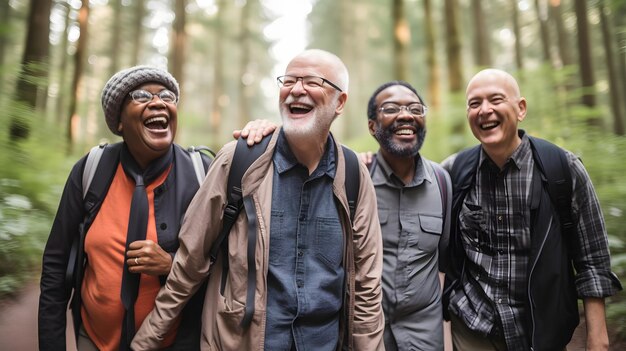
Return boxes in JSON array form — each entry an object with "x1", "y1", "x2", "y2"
[
  {"x1": 118, "y1": 83, "x2": 177, "y2": 168},
  {"x1": 368, "y1": 85, "x2": 426, "y2": 158},
  {"x1": 465, "y1": 69, "x2": 526, "y2": 157},
  {"x1": 278, "y1": 51, "x2": 348, "y2": 139}
]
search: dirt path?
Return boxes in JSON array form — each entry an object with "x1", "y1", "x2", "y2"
[
  {"x1": 0, "y1": 279, "x2": 76, "y2": 351},
  {"x1": 0, "y1": 279, "x2": 623, "y2": 350}
]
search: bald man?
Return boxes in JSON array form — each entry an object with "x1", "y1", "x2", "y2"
[
  {"x1": 131, "y1": 49, "x2": 385, "y2": 351},
  {"x1": 441, "y1": 69, "x2": 621, "y2": 351}
]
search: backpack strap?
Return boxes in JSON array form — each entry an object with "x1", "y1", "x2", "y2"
[
  {"x1": 82, "y1": 143, "x2": 108, "y2": 198},
  {"x1": 430, "y1": 161, "x2": 448, "y2": 226},
  {"x1": 187, "y1": 145, "x2": 216, "y2": 185},
  {"x1": 341, "y1": 146, "x2": 360, "y2": 222},
  {"x1": 207, "y1": 135, "x2": 272, "y2": 329},
  {"x1": 528, "y1": 136, "x2": 575, "y2": 232}
]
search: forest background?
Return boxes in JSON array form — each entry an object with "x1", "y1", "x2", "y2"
[{"x1": 1, "y1": 0, "x2": 626, "y2": 342}]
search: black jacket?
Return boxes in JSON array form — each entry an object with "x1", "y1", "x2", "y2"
[
  {"x1": 444, "y1": 135, "x2": 578, "y2": 350},
  {"x1": 38, "y1": 143, "x2": 210, "y2": 350}
]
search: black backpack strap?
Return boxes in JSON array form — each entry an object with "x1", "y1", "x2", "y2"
[
  {"x1": 341, "y1": 146, "x2": 360, "y2": 222},
  {"x1": 207, "y1": 135, "x2": 271, "y2": 329},
  {"x1": 528, "y1": 136, "x2": 575, "y2": 233},
  {"x1": 430, "y1": 161, "x2": 448, "y2": 226}
]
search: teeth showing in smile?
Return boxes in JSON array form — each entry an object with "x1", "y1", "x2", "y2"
[
  {"x1": 145, "y1": 116, "x2": 168, "y2": 130},
  {"x1": 395, "y1": 128, "x2": 414, "y2": 135},
  {"x1": 289, "y1": 103, "x2": 312, "y2": 114},
  {"x1": 480, "y1": 121, "x2": 499, "y2": 130}
]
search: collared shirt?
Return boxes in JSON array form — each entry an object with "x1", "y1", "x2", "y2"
[
  {"x1": 371, "y1": 152, "x2": 448, "y2": 351},
  {"x1": 449, "y1": 134, "x2": 621, "y2": 351},
  {"x1": 450, "y1": 135, "x2": 533, "y2": 350},
  {"x1": 264, "y1": 131, "x2": 344, "y2": 351}
]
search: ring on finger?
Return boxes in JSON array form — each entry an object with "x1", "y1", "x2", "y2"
[{"x1": 135, "y1": 257, "x2": 139, "y2": 265}]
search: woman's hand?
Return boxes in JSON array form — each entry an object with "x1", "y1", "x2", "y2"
[{"x1": 126, "y1": 240, "x2": 172, "y2": 276}]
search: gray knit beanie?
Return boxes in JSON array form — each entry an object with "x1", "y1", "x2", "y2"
[{"x1": 101, "y1": 65, "x2": 180, "y2": 135}]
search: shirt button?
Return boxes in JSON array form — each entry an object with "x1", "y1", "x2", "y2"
[
  {"x1": 160, "y1": 223, "x2": 167, "y2": 230},
  {"x1": 498, "y1": 298, "x2": 503, "y2": 303},
  {"x1": 298, "y1": 251, "x2": 303, "y2": 257},
  {"x1": 498, "y1": 215, "x2": 503, "y2": 221},
  {"x1": 297, "y1": 280, "x2": 303, "y2": 288}
]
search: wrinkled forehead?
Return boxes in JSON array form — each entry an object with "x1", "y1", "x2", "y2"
[
  {"x1": 285, "y1": 52, "x2": 343, "y2": 83},
  {"x1": 376, "y1": 85, "x2": 421, "y2": 105}
]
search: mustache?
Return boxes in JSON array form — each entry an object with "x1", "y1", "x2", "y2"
[{"x1": 284, "y1": 95, "x2": 314, "y2": 105}]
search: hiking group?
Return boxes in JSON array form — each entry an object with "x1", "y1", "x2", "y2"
[{"x1": 38, "y1": 49, "x2": 621, "y2": 351}]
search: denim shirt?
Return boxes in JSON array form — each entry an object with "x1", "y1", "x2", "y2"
[{"x1": 264, "y1": 131, "x2": 345, "y2": 351}]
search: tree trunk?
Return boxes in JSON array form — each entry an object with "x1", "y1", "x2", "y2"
[
  {"x1": 471, "y1": 0, "x2": 491, "y2": 67},
  {"x1": 131, "y1": 0, "x2": 146, "y2": 65},
  {"x1": 109, "y1": 0, "x2": 122, "y2": 76},
  {"x1": 535, "y1": 0, "x2": 552, "y2": 64},
  {"x1": 169, "y1": 0, "x2": 186, "y2": 91},
  {"x1": 444, "y1": 0, "x2": 463, "y2": 92},
  {"x1": 67, "y1": 0, "x2": 89, "y2": 153},
  {"x1": 573, "y1": 0, "x2": 599, "y2": 126},
  {"x1": 424, "y1": 0, "x2": 440, "y2": 109},
  {"x1": 549, "y1": 0, "x2": 572, "y2": 66},
  {"x1": 10, "y1": 0, "x2": 52, "y2": 141},
  {"x1": 615, "y1": 6, "x2": 626, "y2": 123},
  {"x1": 0, "y1": 0, "x2": 11, "y2": 84},
  {"x1": 598, "y1": 0, "x2": 624, "y2": 135},
  {"x1": 211, "y1": 0, "x2": 225, "y2": 145},
  {"x1": 238, "y1": 0, "x2": 252, "y2": 127},
  {"x1": 55, "y1": 2, "x2": 72, "y2": 124},
  {"x1": 393, "y1": 0, "x2": 409, "y2": 81},
  {"x1": 512, "y1": 0, "x2": 524, "y2": 70}
]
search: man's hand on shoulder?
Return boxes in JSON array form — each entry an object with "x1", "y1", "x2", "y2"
[{"x1": 233, "y1": 119, "x2": 279, "y2": 146}]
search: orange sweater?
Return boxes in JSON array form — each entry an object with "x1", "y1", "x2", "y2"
[{"x1": 81, "y1": 164, "x2": 178, "y2": 350}]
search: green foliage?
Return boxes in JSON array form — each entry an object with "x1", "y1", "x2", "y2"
[{"x1": 0, "y1": 84, "x2": 72, "y2": 299}]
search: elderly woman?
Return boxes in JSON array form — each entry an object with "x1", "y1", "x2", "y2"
[{"x1": 38, "y1": 66, "x2": 211, "y2": 350}]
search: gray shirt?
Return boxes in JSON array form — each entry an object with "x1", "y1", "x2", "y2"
[{"x1": 371, "y1": 151, "x2": 451, "y2": 351}]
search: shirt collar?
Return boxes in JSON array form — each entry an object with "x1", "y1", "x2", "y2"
[
  {"x1": 478, "y1": 132, "x2": 531, "y2": 172},
  {"x1": 373, "y1": 150, "x2": 430, "y2": 187},
  {"x1": 273, "y1": 129, "x2": 336, "y2": 178}
]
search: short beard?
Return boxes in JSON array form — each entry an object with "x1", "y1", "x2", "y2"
[{"x1": 374, "y1": 121, "x2": 426, "y2": 157}]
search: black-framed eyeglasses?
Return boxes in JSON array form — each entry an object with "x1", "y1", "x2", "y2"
[
  {"x1": 379, "y1": 103, "x2": 427, "y2": 118},
  {"x1": 128, "y1": 89, "x2": 178, "y2": 105},
  {"x1": 276, "y1": 75, "x2": 343, "y2": 92}
]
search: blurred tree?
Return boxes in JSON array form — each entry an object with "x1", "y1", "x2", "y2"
[
  {"x1": 573, "y1": 0, "x2": 600, "y2": 126},
  {"x1": 238, "y1": 0, "x2": 252, "y2": 126},
  {"x1": 131, "y1": 0, "x2": 146, "y2": 66},
  {"x1": 534, "y1": 0, "x2": 553, "y2": 65},
  {"x1": 615, "y1": 2, "x2": 626, "y2": 119},
  {"x1": 0, "y1": 0, "x2": 11, "y2": 84},
  {"x1": 471, "y1": 0, "x2": 491, "y2": 67},
  {"x1": 444, "y1": 0, "x2": 463, "y2": 92},
  {"x1": 109, "y1": 0, "x2": 122, "y2": 77},
  {"x1": 598, "y1": 0, "x2": 624, "y2": 135},
  {"x1": 211, "y1": 0, "x2": 226, "y2": 144},
  {"x1": 54, "y1": 1, "x2": 72, "y2": 124},
  {"x1": 512, "y1": 0, "x2": 524, "y2": 70},
  {"x1": 392, "y1": 0, "x2": 409, "y2": 80},
  {"x1": 67, "y1": 0, "x2": 89, "y2": 152},
  {"x1": 549, "y1": 0, "x2": 572, "y2": 67},
  {"x1": 424, "y1": 0, "x2": 440, "y2": 109},
  {"x1": 10, "y1": 0, "x2": 52, "y2": 141},
  {"x1": 170, "y1": 0, "x2": 187, "y2": 91}
]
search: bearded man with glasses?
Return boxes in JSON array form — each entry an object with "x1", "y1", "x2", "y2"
[
  {"x1": 364, "y1": 81, "x2": 452, "y2": 351},
  {"x1": 132, "y1": 49, "x2": 385, "y2": 351}
]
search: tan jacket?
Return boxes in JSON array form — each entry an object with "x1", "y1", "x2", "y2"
[{"x1": 131, "y1": 129, "x2": 385, "y2": 350}]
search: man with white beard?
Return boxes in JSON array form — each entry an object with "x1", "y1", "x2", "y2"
[{"x1": 131, "y1": 49, "x2": 385, "y2": 351}]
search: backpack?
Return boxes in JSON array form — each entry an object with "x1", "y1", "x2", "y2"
[
  {"x1": 442, "y1": 133, "x2": 575, "y2": 319},
  {"x1": 449, "y1": 134, "x2": 574, "y2": 235},
  {"x1": 64, "y1": 143, "x2": 214, "y2": 292},
  {"x1": 209, "y1": 136, "x2": 362, "y2": 328}
]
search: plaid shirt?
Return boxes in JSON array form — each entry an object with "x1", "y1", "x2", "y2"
[{"x1": 448, "y1": 135, "x2": 621, "y2": 351}]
